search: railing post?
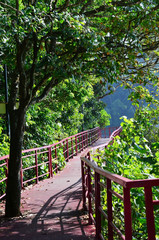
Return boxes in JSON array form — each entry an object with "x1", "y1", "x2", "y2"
[
  {"x1": 107, "y1": 178, "x2": 113, "y2": 240},
  {"x1": 78, "y1": 136, "x2": 81, "y2": 151},
  {"x1": 63, "y1": 140, "x2": 66, "y2": 160},
  {"x1": 88, "y1": 131, "x2": 90, "y2": 145},
  {"x1": 82, "y1": 133, "x2": 84, "y2": 151},
  {"x1": 5, "y1": 158, "x2": 8, "y2": 186},
  {"x1": 93, "y1": 129, "x2": 95, "y2": 143},
  {"x1": 81, "y1": 160, "x2": 87, "y2": 210},
  {"x1": 86, "y1": 132, "x2": 88, "y2": 147},
  {"x1": 71, "y1": 138, "x2": 73, "y2": 157},
  {"x1": 95, "y1": 171, "x2": 101, "y2": 239},
  {"x1": 104, "y1": 128, "x2": 106, "y2": 138},
  {"x1": 75, "y1": 136, "x2": 78, "y2": 155},
  {"x1": 55, "y1": 145, "x2": 58, "y2": 173},
  {"x1": 123, "y1": 187, "x2": 132, "y2": 240},
  {"x1": 20, "y1": 159, "x2": 23, "y2": 189},
  {"x1": 85, "y1": 132, "x2": 87, "y2": 148},
  {"x1": 35, "y1": 150, "x2": 38, "y2": 184},
  {"x1": 88, "y1": 166, "x2": 92, "y2": 224},
  {"x1": 90, "y1": 131, "x2": 92, "y2": 145},
  {"x1": 144, "y1": 186, "x2": 156, "y2": 240},
  {"x1": 66, "y1": 139, "x2": 69, "y2": 161},
  {"x1": 83, "y1": 133, "x2": 85, "y2": 149},
  {"x1": 48, "y1": 147, "x2": 53, "y2": 177}
]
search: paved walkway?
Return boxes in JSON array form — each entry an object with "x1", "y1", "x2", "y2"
[{"x1": 0, "y1": 138, "x2": 109, "y2": 240}]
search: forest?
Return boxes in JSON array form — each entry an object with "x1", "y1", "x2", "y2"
[{"x1": 0, "y1": 3, "x2": 159, "y2": 238}]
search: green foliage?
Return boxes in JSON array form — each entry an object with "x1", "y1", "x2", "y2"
[
  {"x1": 98, "y1": 109, "x2": 110, "y2": 128},
  {"x1": 23, "y1": 79, "x2": 110, "y2": 149},
  {"x1": 0, "y1": 118, "x2": 9, "y2": 156},
  {"x1": 0, "y1": 118, "x2": 9, "y2": 197},
  {"x1": 93, "y1": 106, "x2": 159, "y2": 239},
  {"x1": 1, "y1": 0, "x2": 159, "y2": 112}
]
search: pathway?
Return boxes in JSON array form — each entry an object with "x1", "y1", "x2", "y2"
[{"x1": 0, "y1": 138, "x2": 109, "y2": 240}]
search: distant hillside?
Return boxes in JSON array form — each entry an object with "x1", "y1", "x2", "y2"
[
  {"x1": 102, "y1": 82, "x2": 158, "y2": 127},
  {"x1": 102, "y1": 87, "x2": 135, "y2": 127}
]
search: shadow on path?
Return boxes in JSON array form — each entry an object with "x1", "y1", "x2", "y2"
[{"x1": 0, "y1": 179, "x2": 95, "y2": 240}]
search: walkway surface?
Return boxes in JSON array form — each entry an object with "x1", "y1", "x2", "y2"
[{"x1": 0, "y1": 138, "x2": 109, "y2": 240}]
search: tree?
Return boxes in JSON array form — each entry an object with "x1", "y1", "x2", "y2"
[
  {"x1": 24, "y1": 79, "x2": 101, "y2": 147},
  {"x1": 0, "y1": 0, "x2": 159, "y2": 217},
  {"x1": 81, "y1": 95, "x2": 111, "y2": 130}
]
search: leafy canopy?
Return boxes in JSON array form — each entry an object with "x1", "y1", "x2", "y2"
[{"x1": 0, "y1": 0, "x2": 159, "y2": 112}]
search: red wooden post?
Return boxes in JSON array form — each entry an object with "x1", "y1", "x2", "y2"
[
  {"x1": 48, "y1": 147, "x2": 53, "y2": 177},
  {"x1": 87, "y1": 166, "x2": 92, "y2": 224},
  {"x1": 35, "y1": 150, "x2": 38, "y2": 184},
  {"x1": 86, "y1": 132, "x2": 88, "y2": 147},
  {"x1": 71, "y1": 138, "x2": 73, "y2": 157},
  {"x1": 63, "y1": 140, "x2": 66, "y2": 160},
  {"x1": 66, "y1": 139, "x2": 69, "y2": 161},
  {"x1": 90, "y1": 131, "x2": 92, "y2": 144},
  {"x1": 20, "y1": 158, "x2": 23, "y2": 189},
  {"x1": 83, "y1": 133, "x2": 85, "y2": 148},
  {"x1": 144, "y1": 186, "x2": 156, "y2": 240},
  {"x1": 95, "y1": 171, "x2": 101, "y2": 239},
  {"x1": 89, "y1": 131, "x2": 91, "y2": 145},
  {"x1": 5, "y1": 158, "x2": 8, "y2": 186},
  {"x1": 85, "y1": 132, "x2": 87, "y2": 148},
  {"x1": 85, "y1": 132, "x2": 87, "y2": 147},
  {"x1": 75, "y1": 136, "x2": 78, "y2": 155},
  {"x1": 81, "y1": 160, "x2": 87, "y2": 210},
  {"x1": 55, "y1": 145, "x2": 58, "y2": 173},
  {"x1": 107, "y1": 178, "x2": 113, "y2": 240},
  {"x1": 93, "y1": 129, "x2": 95, "y2": 142},
  {"x1": 88, "y1": 131, "x2": 90, "y2": 145},
  {"x1": 93, "y1": 129, "x2": 95, "y2": 143},
  {"x1": 78, "y1": 136, "x2": 81, "y2": 151},
  {"x1": 104, "y1": 128, "x2": 106, "y2": 138},
  {"x1": 87, "y1": 151, "x2": 91, "y2": 161},
  {"x1": 123, "y1": 187, "x2": 132, "y2": 240},
  {"x1": 82, "y1": 134, "x2": 84, "y2": 151}
]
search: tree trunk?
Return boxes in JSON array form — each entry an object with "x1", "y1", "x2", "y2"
[{"x1": 5, "y1": 108, "x2": 26, "y2": 217}]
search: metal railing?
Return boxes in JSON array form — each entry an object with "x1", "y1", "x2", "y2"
[
  {"x1": 0, "y1": 127, "x2": 100, "y2": 200},
  {"x1": 100, "y1": 126, "x2": 119, "y2": 138},
  {"x1": 81, "y1": 127, "x2": 159, "y2": 240}
]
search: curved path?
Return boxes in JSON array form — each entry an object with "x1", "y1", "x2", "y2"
[{"x1": 0, "y1": 139, "x2": 109, "y2": 240}]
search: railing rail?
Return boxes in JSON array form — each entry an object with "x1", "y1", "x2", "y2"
[
  {"x1": 0, "y1": 127, "x2": 101, "y2": 200},
  {"x1": 100, "y1": 126, "x2": 120, "y2": 138},
  {"x1": 81, "y1": 127, "x2": 159, "y2": 240}
]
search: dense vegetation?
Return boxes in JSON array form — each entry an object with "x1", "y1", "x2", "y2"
[
  {"x1": 0, "y1": 80, "x2": 110, "y2": 151},
  {"x1": 0, "y1": 0, "x2": 159, "y2": 218},
  {"x1": 93, "y1": 103, "x2": 159, "y2": 239}
]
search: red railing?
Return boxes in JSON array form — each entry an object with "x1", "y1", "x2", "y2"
[
  {"x1": 100, "y1": 126, "x2": 119, "y2": 138},
  {"x1": 81, "y1": 127, "x2": 159, "y2": 240},
  {"x1": 0, "y1": 127, "x2": 100, "y2": 200}
]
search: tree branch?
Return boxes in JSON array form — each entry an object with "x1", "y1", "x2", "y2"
[
  {"x1": 0, "y1": 1, "x2": 22, "y2": 13},
  {"x1": 58, "y1": 0, "x2": 70, "y2": 13},
  {"x1": 79, "y1": 0, "x2": 93, "y2": 14},
  {"x1": 97, "y1": 84, "x2": 120, "y2": 99},
  {"x1": 31, "y1": 77, "x2": 62, "y2": 104}
]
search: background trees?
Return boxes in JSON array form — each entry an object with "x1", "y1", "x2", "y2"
[{"x1": 0, "y1": 0, "x2": 159, "y2": 217}]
